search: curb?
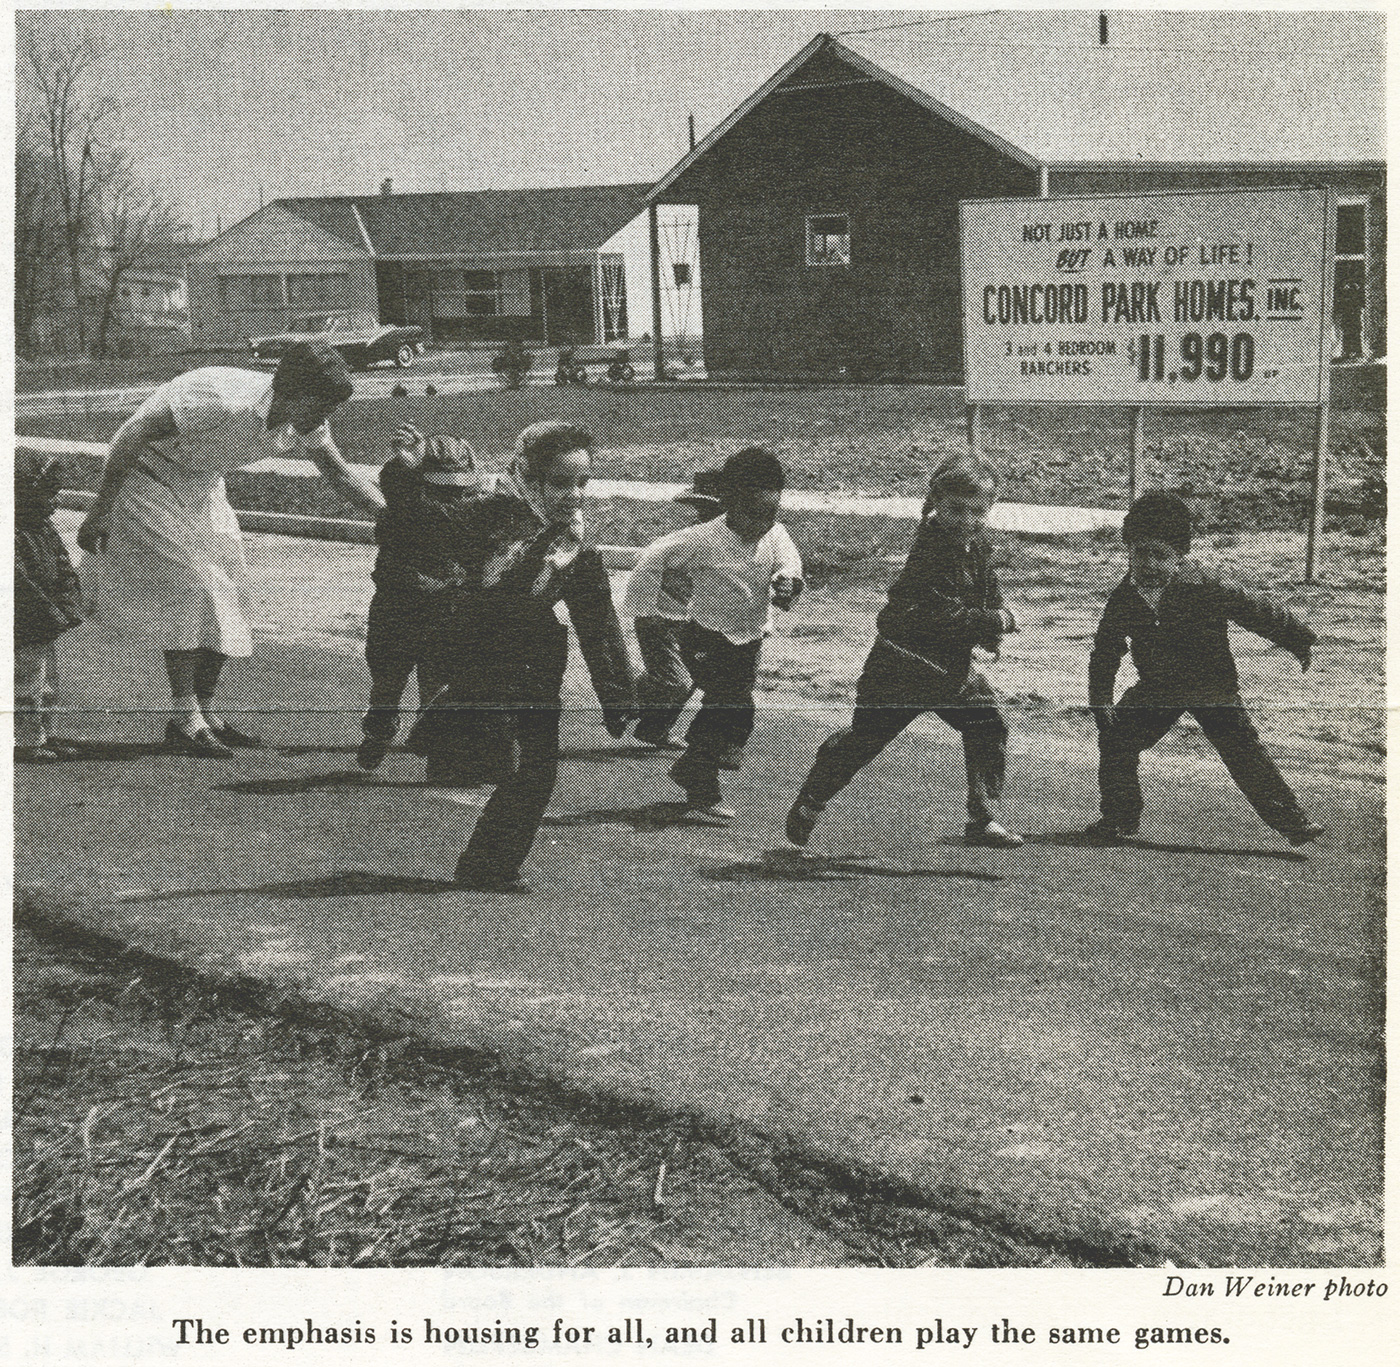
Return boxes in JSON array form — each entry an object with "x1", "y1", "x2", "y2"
[{"x1": 15, "y1": 890, "x2": 1175, "y2": 1271}]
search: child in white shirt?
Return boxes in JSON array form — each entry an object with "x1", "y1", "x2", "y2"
[{"x1": 623, "y1": 448, "x2": 802, "y2": 823}]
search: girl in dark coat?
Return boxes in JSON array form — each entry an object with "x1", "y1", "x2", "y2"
[{"x1": 408, "y1": 422, "x2": 636, "y2": 892}]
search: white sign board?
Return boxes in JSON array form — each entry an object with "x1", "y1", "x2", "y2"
[{"x1": 960, "y1": 188, "x2": 1330, "y2": 406}]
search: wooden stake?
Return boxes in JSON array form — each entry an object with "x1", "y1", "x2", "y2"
[
  {"x1": 967, "y1": 403, "x2": 982, "y2": 457},
  {"x1": 648, "y1": 203, "x2": 664, "y2": 381},
  {"x1": 1130, "y1": 406, "x2": 1145, "y2": 503},
  {"x1": 1305, "y1": 399, "x2": 1330, "y2": 583}
]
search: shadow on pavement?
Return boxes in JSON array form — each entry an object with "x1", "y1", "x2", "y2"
[
  {"x1": 542, "y1": 802, "x2": 706, "y2": 830},
  {"x1": 1025, "y1": 831, "x2": 1307, "y2": 861},
  {"x1": 119, "y1": 870, "x2": 457, "y2": 901},
  {"x1": 217, "y1": 770, "x2": 386, "y2": 795},
  {"x1": 706, "y1": 852, "x2": 1006, "y2": 883}
]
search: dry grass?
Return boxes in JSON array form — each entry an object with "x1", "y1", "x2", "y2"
[{"x1": 15, "y1": 922, "x2": 1098, "y2": 1269}]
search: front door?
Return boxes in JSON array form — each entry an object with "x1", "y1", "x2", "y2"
[{"x1": 541, "y1": 268, "x2": 595, "y2": 346}]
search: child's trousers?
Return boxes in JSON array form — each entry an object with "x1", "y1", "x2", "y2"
[
  {"x1": 633, "y1": 617, "x2": 694, "y2": 744},
  {"x1": 1097, "y1": 684, "x2": 1309, "y2": 834},
  {"x1": 362, "y1": 592, "x2": 445, "y2": 741},
  {"x1": 15, "y1": 642, "x2": 59, "y2": 749},
  {"x1": 454, "y1": 706, "x2": 561, "y2": 883},
  {"x1": 668, "y1": 624, "x2": 763, "y2": 802},
  {"x1": 799, "y1": 645, "x2": 1008, "y2": 823}
]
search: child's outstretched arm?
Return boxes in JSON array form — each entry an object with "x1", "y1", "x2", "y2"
[
  {"x1": 1215, "y1": 581, "x2": 1317, "y2": 670},
  {"x1": 567, "y1": 551, "x2": 640, "y2": 737}
]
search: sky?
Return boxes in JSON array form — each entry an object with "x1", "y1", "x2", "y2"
[{"x1": 17, "y1": 6, "x2": 1385, "y2": 240}]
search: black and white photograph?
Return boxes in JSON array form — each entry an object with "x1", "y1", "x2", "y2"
[{"x1": 9, "y1": 0, "x2": 1387, "y2": 1335}]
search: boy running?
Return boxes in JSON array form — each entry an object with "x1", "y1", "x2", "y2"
[
  {"x1": 624, "y1": 448, "x2": 802, "y2": 823},
  {"x1": 1086, "y1": 491, "x2": 1324, "y2": 846},
  {"x1": 786, "y1": 454, "x2": 1021, "y2": 849}
]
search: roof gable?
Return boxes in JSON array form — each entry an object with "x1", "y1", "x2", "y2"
[
  {"x1": 652, "y1": 19, "x2": 1382, "y2": 197},
  {"x1": 192, "y1": 202, "x2": 372, "y2": 265}
]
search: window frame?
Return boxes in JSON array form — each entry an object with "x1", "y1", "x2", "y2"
[
  {"x1": 805, "y1": 213, "x2": 851, "y2": 268},
  {"x1": 1332, "y1": 198, "x2": 1369, "y2": 358}
]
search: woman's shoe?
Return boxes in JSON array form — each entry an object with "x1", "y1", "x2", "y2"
[
  {"x1": 165, "y1": 720, "x2": 234, "y2": 758},
  {"x1": 208, "y1": 721, "x2": 265, "y2": 749}
]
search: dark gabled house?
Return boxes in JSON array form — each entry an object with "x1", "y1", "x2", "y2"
[
  {"x1": 188, "y1": 183, "x2": 661, "y2": 348},
  {"x1": 648, "y1": 28, "x2": 1384, "y2": 381}
]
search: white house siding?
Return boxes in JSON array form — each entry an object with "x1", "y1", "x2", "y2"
[
  {"x1": 188, "y1": 203, "x2": 377, "y2": 346},
  {"x1": 600, "y1": 205, "x2": 701, "y2": 344}
]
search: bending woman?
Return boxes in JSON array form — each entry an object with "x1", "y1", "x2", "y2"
[
  {"x1": 77, "y1": 342, "x2": 383, "y2": 756},
  {"x1": 408, "y1": 421, "x2": 636, "y2": 893}
]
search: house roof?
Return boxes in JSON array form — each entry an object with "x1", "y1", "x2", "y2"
[
  {"x1": 272, "y1": 183, "x2": 652, "y2": 259},
  {"x1": 652, "y1": 21, "x2": 1383, "y2": 198}
]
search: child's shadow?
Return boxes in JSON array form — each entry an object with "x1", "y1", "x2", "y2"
[
  {"x1": 121, "y1": 870, "x2": 456, "y2": 902},
  {"x1": 217, "y1": 770, "x2": 392, "y2": 795},
  {"x1": 1027, "y1": 831, "x2": 1307, "y2": 862},
  {"x1": 704, "y1": 851, "x2": 1006, "y2": 883},
  {"x1": 557, "y1": 744, "x2": 636, "y2": 763},
  {"x1": 28, "y1": 739, "x2": 168, "y2": 763},
  {"x1": 542, "y1": 802, "x2": 704, "y2": 831}
]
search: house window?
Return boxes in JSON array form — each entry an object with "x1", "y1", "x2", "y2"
[
  {"x1": 1333, "y1": 200, "x2": 1367, "y2": 359},
  {"x1": 217, "y1": 273, "x2": 282, "y2": 311},
  {"x1": 498, "y1": 269, "x2": 532, "y2": 317},
  {"x1": 672, "y1": 262, "x2": 692, "y2": 287},
  {"x1": 806, "y1": 214, "x2": 850, "y2": 267},
  {"x1": 286, "y1": 272, "x2": 351, "y2": 310}
]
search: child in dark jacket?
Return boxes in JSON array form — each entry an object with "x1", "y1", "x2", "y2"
[
  {"x1": 357, "y1": 425, "x2": 481, "y2": 771},
  {"x1": 406, "y1": 421, "x2": 637, "y2": 892},
  {"x1": 1086, "y1": 491, "x2": 1323, "y2": 846},
  {"x1": 15, "y1": 452, "x2": 84, "y2": 761},
  {"x1": 786, "y1": 454, "x2": 1021, "y2": 849}
]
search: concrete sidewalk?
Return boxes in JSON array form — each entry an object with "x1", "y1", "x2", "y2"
[{"x1": 21, "y1": 433, "x2": 1125, "y2": 535}]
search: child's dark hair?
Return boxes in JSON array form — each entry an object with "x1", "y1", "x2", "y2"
[
  {"x1": 721, "y1": 446, "x2": 786, "y2": 495},
  {"x1": 926, "y1": 454, "x2": 1000, "y2": 501},
  {"x1": 515, "y1": 421, "x2": 594, "y2": 479},
  {"x1": 1122, "y1": 490, "x2": 1192, "y2": 554}
]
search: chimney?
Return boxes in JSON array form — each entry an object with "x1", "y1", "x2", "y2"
[
  {"x1": 1099, "y1": 13, "x2": 1108, "y2": 45},
  {"x1": 380, "y1": 178, "x2": 393, "y2": 197}
]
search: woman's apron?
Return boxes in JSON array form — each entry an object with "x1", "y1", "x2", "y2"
[{"x1": 91, "y1": 460, "x2": 253, "y2": 658}]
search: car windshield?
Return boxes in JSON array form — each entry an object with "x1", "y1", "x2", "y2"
[{"x1": 291, "y1": 316, "x2": 338, "y2": 333}]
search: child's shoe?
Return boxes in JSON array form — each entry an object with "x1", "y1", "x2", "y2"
[
  {"x1": 1286, "y1": 821, "x2": 1326, "y2": 847},
  {"x1": 684, "y1": 801, "x2": 735, "y2": 826},
  {"x1": 1083, "y1": 817, "x2": 1138, "y2": 845},
  {"x1": 785, "y1": 795, "x2": 825, "y2": 847},
  {"x1": 965, "y1": 819, "x2": 1023, "y2": 848},
  {"x1": 357, "y1": 733, "x2": 394, "y2": 771}
]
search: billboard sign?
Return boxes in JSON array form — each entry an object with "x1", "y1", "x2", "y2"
[{"x1": 960, "y1": 188, "x2": 1330, "y2": 406}]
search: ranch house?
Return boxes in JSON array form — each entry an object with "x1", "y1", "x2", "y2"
[
  {"x1": 188, "y1": 183, "x2": 699, "y2": 350},
  {"x1": 647, "y1": 27, "x2": 1384, "y2": 381}
]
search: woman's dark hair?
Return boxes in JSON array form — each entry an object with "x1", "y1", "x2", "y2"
[
  {"x1": 515, "y1": 421, "x2": 594, "y2": 479},
  {"x1": 272, "y1": 340, "x2": 355, "y2": 409}
]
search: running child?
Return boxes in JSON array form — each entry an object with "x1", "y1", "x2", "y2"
[
  {"x1": 785, "y1": 454, "x2": 1021, "y2": 849},
  {"x1": 624, "y1": 448, "x2": 802, "y2": 824},
  {"x1": 357, "y1": 424, "x2": 480, "y2": 771},
  {"x1": 626, "y1": 467, "x2": 724, "y2": 750},
  {"x1": 1085, "y1": 490, "x2": 1324, "y2": 846},
  {"x1": 406, "y1": 421, "x2": 637, "y2": 892},
  {"x1": 15, "y1": 451, "x2": 85, "y2": 762}
]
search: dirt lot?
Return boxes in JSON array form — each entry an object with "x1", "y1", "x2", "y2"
[{"x1": 13, "y1": 507, "x2": 1384, "y2": 1267}]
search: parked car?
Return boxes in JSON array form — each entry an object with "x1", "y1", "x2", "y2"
[{"x1": 249, "y1": 313, "x2": 425, "y2": 369}]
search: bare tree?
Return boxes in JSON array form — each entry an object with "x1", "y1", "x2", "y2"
[
  {"x1": 15, "y1": 113, "x2": 64, "y2": 356},
  {"x1": 90, "y1": 173, "x2": 189, "y2": 359}
]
